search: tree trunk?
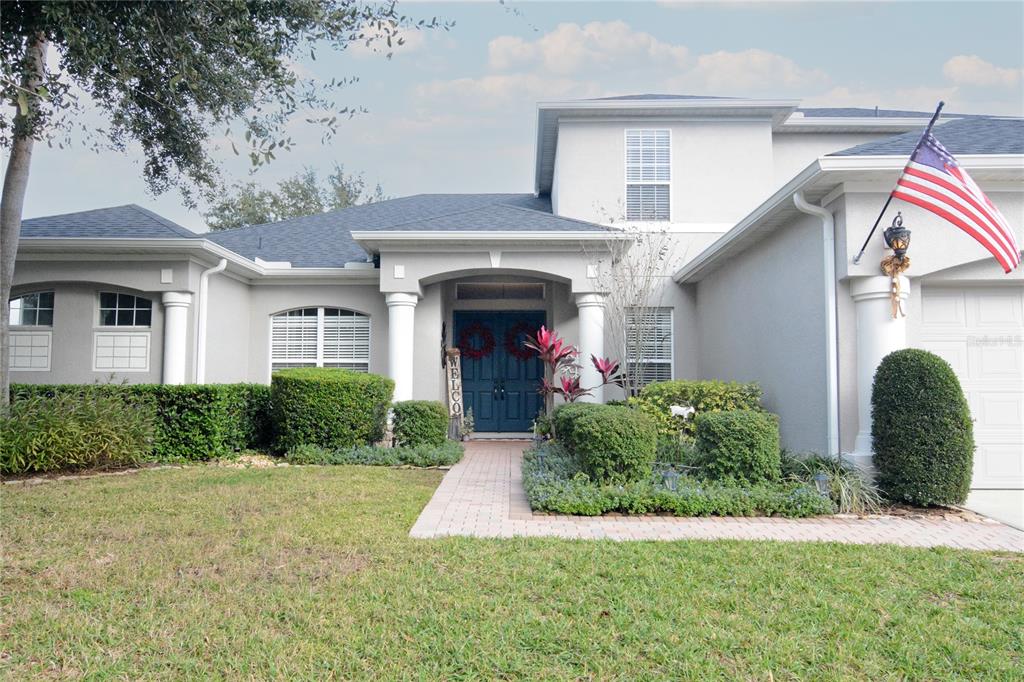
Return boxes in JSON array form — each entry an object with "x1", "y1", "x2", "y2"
[{"x1": 1, "y1": 36, "x2": 47, "y2": 408}]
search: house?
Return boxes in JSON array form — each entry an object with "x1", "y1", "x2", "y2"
[{"x1": 10, "y1": 95, "x2": 1023, "y2": 491}]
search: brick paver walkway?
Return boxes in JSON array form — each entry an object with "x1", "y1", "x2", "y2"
[{"x1": 410, "y1": 440, "x2": 1024, "y2": 551}]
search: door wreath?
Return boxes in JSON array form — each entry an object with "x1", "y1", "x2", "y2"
[
  {"x1": 457, "y1": 322, "x2": 496, "y2": 360},
  {"x1": 505, "y1": 320, "x2": 537, "y2": 361}
]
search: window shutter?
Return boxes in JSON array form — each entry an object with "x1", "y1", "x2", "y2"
[
  {"x1": 272, "y1": 307, "x2": 370, "y2": 372},
  {"x1": 625, "y1": 129, "x2": 670, "y2": 220},
  {"x1": 271, "y1": 309, "x2": 318, "y2": 367},
  {"x1": 626, "y1": 307, "x2": 673, "y2": 386},
  {"x1": 322, "y1": 309, "x2": 370, "y2": 371}
]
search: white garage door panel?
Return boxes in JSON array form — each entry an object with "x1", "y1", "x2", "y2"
[{"x1": 920, "y1": 286, "x2": 1024, "y2": 490}]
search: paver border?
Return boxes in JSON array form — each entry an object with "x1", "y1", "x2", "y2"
[{"x1": 410, "y1": 440, "x2": 1024, "y2": 552}]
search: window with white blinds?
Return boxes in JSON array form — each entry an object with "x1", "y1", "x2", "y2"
[
  {"x1": 626, "y1": 307, "x2": 673, "y2": 386},
  {"x1": 625, "y1": 129, "x2": 671, "y2": 221},
  {"x1": 271, "y1": 307, "x2": 370, "y2": 372}
]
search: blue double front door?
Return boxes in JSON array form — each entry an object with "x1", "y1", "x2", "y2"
[{"x1": 454, "y1": 310, "x2": 545, "y2": 433}]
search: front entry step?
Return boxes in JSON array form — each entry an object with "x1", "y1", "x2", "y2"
[{"x1": 470, "y1": 432, "x2": 533, "y2": 441}]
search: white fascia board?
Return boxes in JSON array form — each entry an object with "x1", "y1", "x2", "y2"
[
  {"x1": 16, "y1": 237, "x2": 378, "y2": 281},
  {"x1": 672, "y1": 153, "x2": 1024, "y2": 284}
]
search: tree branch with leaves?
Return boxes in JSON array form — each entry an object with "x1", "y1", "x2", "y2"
[{"x1": 0, "y1": 0, "x2": 448, "y2": 405}]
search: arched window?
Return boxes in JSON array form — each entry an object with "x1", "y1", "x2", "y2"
[
  {"x1": 271, "y1": 307, "x2": 370, "y2": 372},
  {"x1": 9, "y1": 291, "x2": 54, "y2": 326}
]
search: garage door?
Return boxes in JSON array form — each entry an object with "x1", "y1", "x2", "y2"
[{"x1": 919, "y1": 286, "x2": 1024, "y2": 489}]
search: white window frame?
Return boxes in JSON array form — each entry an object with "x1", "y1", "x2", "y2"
[
  {"x1": 9, "y1": 331, "x2": 52, "y2": 372},
  {"x1": 624, "y1": 128, "x2": 671, "y2": 222},
  {"x1": 625, "y1": 306, "x2": 674, "y2": 386},
  {"x1": 269, "y1": 307, "x2": 371, "y2": 374}
]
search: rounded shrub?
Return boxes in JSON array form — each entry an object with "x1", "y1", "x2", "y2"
[
  {"x1": 871, "y1": 348, "x2": 974, "y2": 506},
  {"x1": 271, "y1": 368, "x2": 394, "y2": 452},
  {"x1": 392, "y1": 400, "x2": 449, "y2": 447},
  {"x1": 551, "y1": 402, "x2": 594, "y2": 451},
  {"x1": 695, "y1": 409, "x2": 781, "y2": 484},
  {"x1": 631, "y1": 380, "x2": 763, "y2": 438},
  {"x1": 569, "y1": 404, "x2": 657, "y2": 484}
]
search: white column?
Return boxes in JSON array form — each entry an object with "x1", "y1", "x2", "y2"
[
  {"x1": 161, "y1": 292, "x2": 192, "y2": 385},
  {"x1": 575, "y1": 293, "x2": 606, "y2": 403},
  {"x1": 849, "y1": 275, "x2": 910, "y2": 469},
  {"x1": 386, "y1": 292, "x2": 418, "y2": 402}
]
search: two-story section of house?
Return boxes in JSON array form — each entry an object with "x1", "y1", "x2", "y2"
[{"x1": 11, "y1": 95, "x2": 1023, "y2": 490}]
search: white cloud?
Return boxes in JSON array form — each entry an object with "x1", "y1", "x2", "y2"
[
  {"x1": 669, "y1": 48, "x2": 829, "y2": 92},
  {"x1": 943, "y1": 55, "x2": 1022, "y2": 88},
  {"x1": 488, "y1": 21, "x2": 689, "y2": 75},
  {"x1": 415, "y1": 73, "x2": 599, "y2": 109}
]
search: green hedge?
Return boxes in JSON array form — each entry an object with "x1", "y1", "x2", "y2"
[
  {"x1": 285, "y1": 441, "x2": 463, "y2": 467},
  {"x1": 630, "y1": 380, "x2": 763, "y2": 437},
  {"x1": 1, "y1": 390, "x2": 157, "y2": 474},
  {"x1": 522, "y1": 443, "x2": 834, "y2": 518},
  {"x1": 392, "y1": 400, "x2": 448, "y2": 447},
  {"x1": 271, "y1": 368, "x2": 393, "y2": 452},
  {"x1": 872, "y1": 349, "x2": 974, "y2": 506},
  {"x1": 10, "y1": 383, "x2": 271, "y2": 463},
  {"x1": 569, "y1": 404, "x2": 657, "y2": 484},
  {"x1": 695, "y1": 410, "x2": 781, "y2": 484}
]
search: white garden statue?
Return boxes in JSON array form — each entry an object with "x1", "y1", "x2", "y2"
[{"x1": 670, "y1": 404, "x2": 696, "y2": 420}]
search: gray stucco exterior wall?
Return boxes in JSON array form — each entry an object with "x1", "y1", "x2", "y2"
[{"x1": 694, "y1": 212, "x2": 830, "y2": 454}]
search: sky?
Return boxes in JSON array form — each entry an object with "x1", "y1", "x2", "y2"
[{"x1": 14, "y1": 0, "x2": 1024, "y2": 232}]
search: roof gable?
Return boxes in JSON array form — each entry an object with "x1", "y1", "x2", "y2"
[{"x1": 21, "y1": 204, "x2": 199, "y2": 239}]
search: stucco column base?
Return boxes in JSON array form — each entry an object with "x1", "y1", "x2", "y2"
[
  {"x1": 386, "y1": 292, "x2": 419, "y2": 402},
  {"x1": 848, "y1": 275, "x2": 910, "y2": 466},
  {"x1": 161, "y1": 292, "x2": 192, "y2": 385},
  {"x1": 575, "y1": 293, "x2": 606, "y2": 403}
]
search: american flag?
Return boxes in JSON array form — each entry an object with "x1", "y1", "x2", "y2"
[{"x1": 892, "y1": 131, "x2": 1020, "y2": 272}]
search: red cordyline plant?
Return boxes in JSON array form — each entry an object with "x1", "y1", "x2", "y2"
[{"x1": 525, "y1": 326, "x2": 625, "y2": 413}]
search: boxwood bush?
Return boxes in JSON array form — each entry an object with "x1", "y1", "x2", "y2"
[
  {"x1": 552, "y1": 403, "x2": 657, "y2": 484},
  {"x1": 272, "y1": 368, "x2": 393, "y2": 452},
  {"x1": 10, "y1": 383, "x2": 271, "y2": 463},
  {"x1": 1, "y1": 390, "x2": 157, "y2": 474},
  {"x1": 872, "y1": 348, "x2": 974, "y2": 506},
  {"x1": 695, "y1": 409, "x2": 781, "y2": 484},
  {"x1": 392, "y1": 400, "x2": 448, "y2": 447},
  {"x1": 630, "y1": 379, "x2": 763, "y2": 437}
]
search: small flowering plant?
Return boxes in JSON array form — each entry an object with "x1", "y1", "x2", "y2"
[{"x1": 525, "y1": 325, "x2": 625, "y2": 412}]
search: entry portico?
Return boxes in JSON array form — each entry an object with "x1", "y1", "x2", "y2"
[{"x1": 352, "y1": 230, "x2": 624, "y2": 411}]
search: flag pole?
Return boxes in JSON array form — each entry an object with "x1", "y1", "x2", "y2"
[{"x1": 851, "y1": 101, "x2": 945, "y2": 265}]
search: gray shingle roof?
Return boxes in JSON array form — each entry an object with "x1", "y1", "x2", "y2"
[
  {"x1": 592, "y1": 94, "x2": 740, "y2": 101},
  {"x1": 797, "y1": 107, "x2": 982, "y2": 119},
  {"x1": 21, "y1": 204, "x2": 199, "y2": 239},
  {"x1": 207, "y1": 193, "x2": 604, "y2": 268},
  {"x1": 830, "y1": 117, "x2": 1024, "y2": 156}
]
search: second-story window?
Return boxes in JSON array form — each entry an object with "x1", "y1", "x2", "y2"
[{"x1": 625, "y1": 129, "x2": 671, "y2": 221}]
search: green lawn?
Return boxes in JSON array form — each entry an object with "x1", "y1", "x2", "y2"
[{"x1": 3, "y1": 466, "x2": 1022, "y2": 680}]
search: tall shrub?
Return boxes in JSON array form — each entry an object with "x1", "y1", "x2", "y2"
[
  {"x1": 392, "y1": 400, "x2": 448, "y2": 447},
  {"x1": 872, "y1": 349, "x2": 974, "y2": 506},
  {"x1": 272, "y1": 368, "x2": 393, "y2": 452},
  {"x1": 554, "y1": 403, "x2": 657, "y2": 484},
  {"x1": 695, "y1": 410, "x2": 781, "y2": 484},
  {"x1": 631, "y1": 380, "x2": 763, "y2": 437}
]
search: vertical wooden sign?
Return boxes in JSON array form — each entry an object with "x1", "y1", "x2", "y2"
[{"x1": 445, "y1": 348, "x2": 464, "y2": 439}]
